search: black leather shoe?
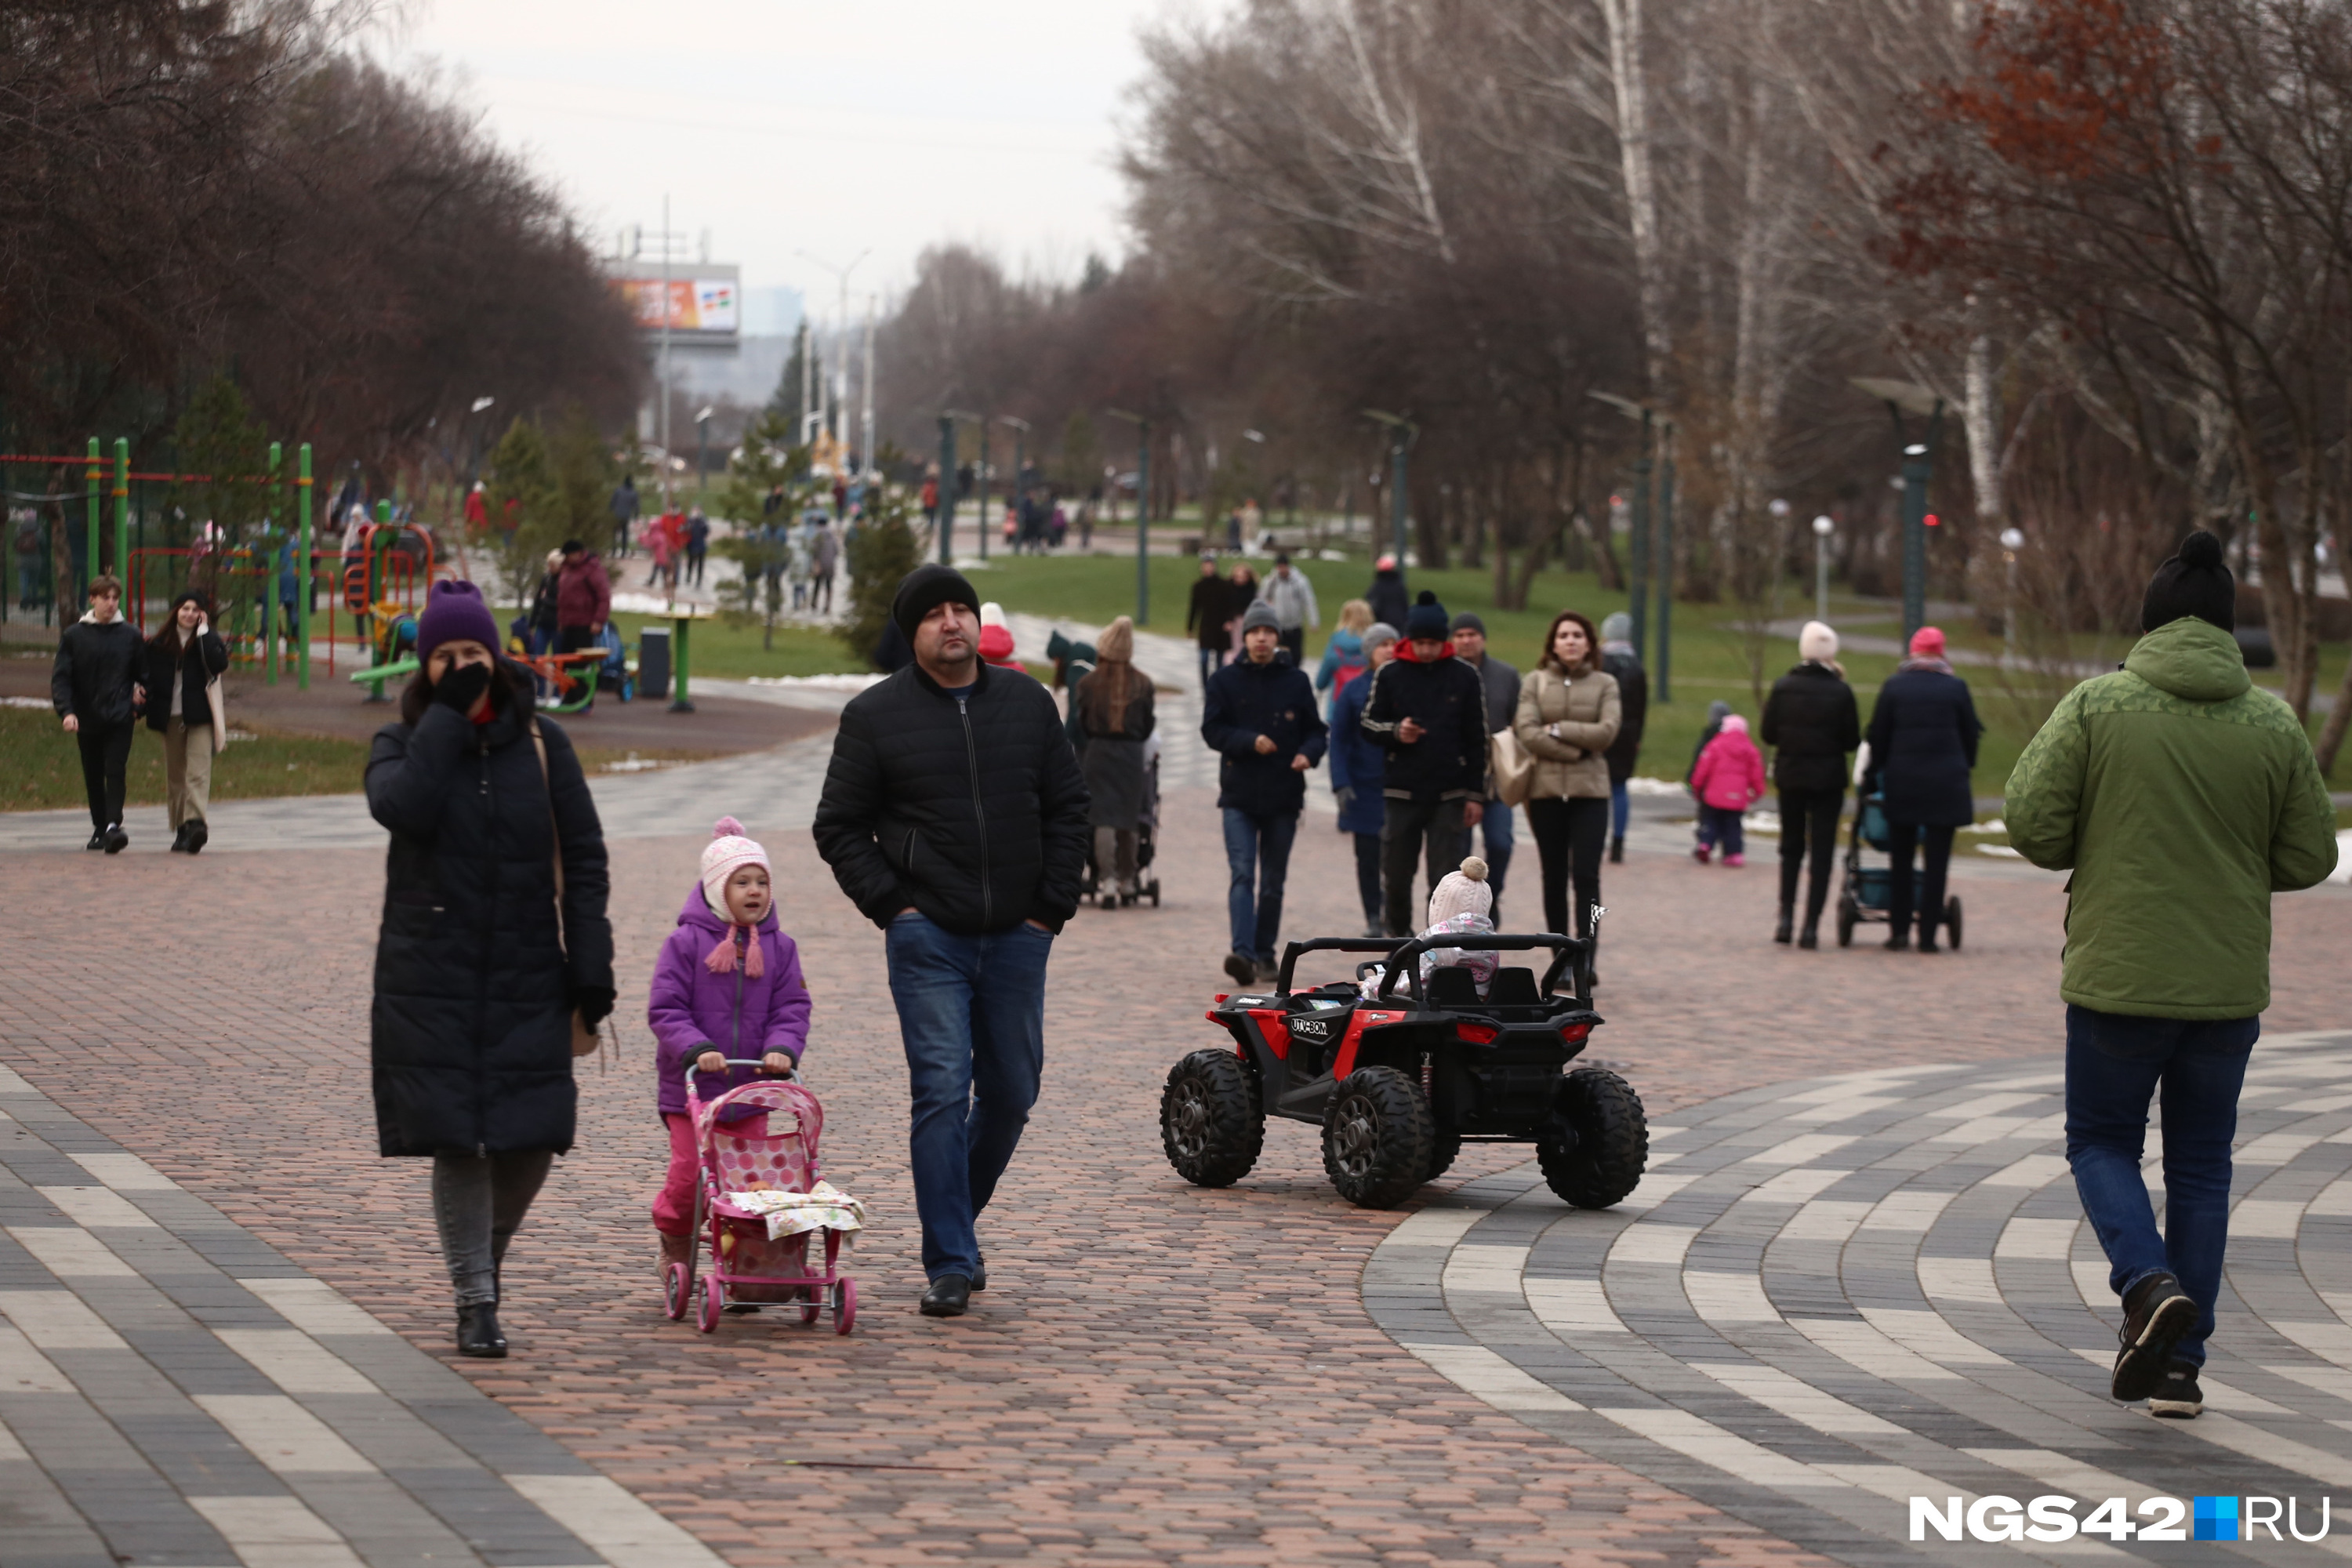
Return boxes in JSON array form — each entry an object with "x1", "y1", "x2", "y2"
[
  {"x1": 85, "y1": 830, "x2": 106, "y2": 851},
  {"x1": 1797, "y1": 925, "x2": 1820, "y2": 950},
  {"x1": 1222, "y1": 950, "x2": 1257, "y2": 988},
  {"x1": 920, "y1": 1274, "x2": 971, "y2": 1317},
  {"x1": 971, "y1": 1254, "x2": 986, "y2": 1292},
  {"x1": 1774, "y1": 910, "x2": 1794, "y2": 945},
  {"x1": 184, "y1": 821, "x2": 206, "y2": 855},
  {"x1": 1609, "y1": 837, "x2": 1624, "y2": 864},
  {"x1": 169, "y1": 824, "x2": 192, "y2": 854},
  {"x1": 1918, "y1": 934, "x2": 1940, "y2": 953},
  {"x1": 1884, "y1": 932, "x2": 1910, "y2": 952},
  {"x1": 103, "y1": 824, "x2": 129, "y2": 854},
  {"x1": 456, "y1": 1301, "x2": 507, "y2": 1358},
  {"x1": 2112, "y1": 1272, "x2": 2196, "y2": 1402}
]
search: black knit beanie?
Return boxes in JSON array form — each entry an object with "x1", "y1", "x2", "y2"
[
  {"x1": 2140, "y1": 529, "x2": 2234, "y2": 633},
  {"x1": 892, "y1": 563, "x2": 981, "y2": 644},
  {"x1": 1404, "y1": 590, "x2": 1450, "y2": 642}
]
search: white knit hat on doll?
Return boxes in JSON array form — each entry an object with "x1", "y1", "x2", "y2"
[{"x1": 1426, "y1": 856, "x2": 1493, "y2": 928}]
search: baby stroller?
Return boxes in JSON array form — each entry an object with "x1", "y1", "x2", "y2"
[
  {"x1": 1082, "y1": 739, "x2": 1163, "y2": 909},
  {"x1": 1835, "y1": 792, "x2": 1962, "y2": 949},
  {"x1": 596, "y1": 622, "x2": 636, "y2": 702},
  {"x1": 661, "y1": 1061, "x2": 859, "y2": 1334}
]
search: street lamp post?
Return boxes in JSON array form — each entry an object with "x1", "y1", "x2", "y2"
[
  {"x1": 694, "y1": 406, "x2": 713, "y2": 498},
  {"x1": 975, "y1": 419, "x2": 991, "y2": 564},
  {"x1": 1655, "y1": 424, "x2": 1677, "y2": 703},
  {"x1": 1850, "y1": 378, "x2": 1946, "y2": 644},
  {"x1": 999, "y1": 416, "x2": 1030, "y2": 557},
  {"x1": 1589, "y1": 393, "x2": 1659, "y2": 668},
  {"x1": 1999, "y1": 526, "x2": 2025, "y2": 662},
  {"x1": 1363, "y1": 411, "x2": 1414, "y2": 568},
  {"x1": 1812, "y1": 514, "x2": 1835, "y2": 624},
  {"x1": 1107, "y1": 408, "x2": 1151, "y2": 623},
  {"x1": 936, "y1": 411, "x2": 975, "y2": 564}
]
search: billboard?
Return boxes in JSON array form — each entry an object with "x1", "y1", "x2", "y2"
[{"x1": 612, "y1": 276, "x2": 739, "y2": 337}]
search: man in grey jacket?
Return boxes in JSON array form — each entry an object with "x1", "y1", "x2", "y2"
[
  {"x1": 1451, "y1": 612, "x2": 1520, "y2": 923},
  {"x1": 1261, "y1": 553, "x2": 1319, "y2": 665}
]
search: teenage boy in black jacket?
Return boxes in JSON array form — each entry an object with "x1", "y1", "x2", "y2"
[
  {"x1": 51, "y1": 575, "x2": 144, "y2": 852},
  {"x1": 813, "y1": 564, "x2": 1090, "y2": 1320},
  {"x1": 1360, "y1": 591, "x2": 1488, "y2": 935},
  {"x1": 1201, "y1": 601, "x2": 1328, "y2": 986}
]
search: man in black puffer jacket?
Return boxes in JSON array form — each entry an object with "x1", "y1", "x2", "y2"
[
  {"x1": 51, "y1": 575, "x2": 146, "y2": 852},
  {"x1": 1202, "y1": 601, "x2": 1329, "y2": 987},
  {"x1": 1360, "y1": 591, "x2": 1488, "y2": 935},
  {"x1": 814, "y1": 564, "x2": 1089, "y2": 1319}
]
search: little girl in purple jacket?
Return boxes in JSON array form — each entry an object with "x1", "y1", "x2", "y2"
[{"x1": 648, "y1": 817, "x2": 812, "y2": 1276}]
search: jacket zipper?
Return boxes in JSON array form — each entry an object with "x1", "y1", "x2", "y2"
[
  {"x1": 958, "y1": 695, "x2": 991, "y2": 927},
  {"x1": 476, "y1": 739, "x2": 492, "y2": 1156}
]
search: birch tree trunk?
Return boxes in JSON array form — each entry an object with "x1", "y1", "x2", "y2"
[{"x1": 1597, "y1": 0, "x2": 1671, "y2": 393}]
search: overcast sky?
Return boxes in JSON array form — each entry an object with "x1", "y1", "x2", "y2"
[{"x1": 392, "y1": 0, "x2": 1195, "y2": 328}]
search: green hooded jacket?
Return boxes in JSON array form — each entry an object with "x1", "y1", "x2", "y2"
[{"x1": 2005, "y1": 616, "x2": 2338, "y2": 1019}]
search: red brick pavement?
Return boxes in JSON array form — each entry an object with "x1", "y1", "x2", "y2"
[{"x1": 1, "y1": 786, "x2": 2344, "y2": 1566}]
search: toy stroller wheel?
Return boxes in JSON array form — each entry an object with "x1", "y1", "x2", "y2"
[
  {"x1": 799, "y1": 1284, "x2": 822, "y2": 1326},
  {"x1": 1101, "y1": 892, "x2": 1117, "y2": 910},
  {"x1": 662, "y1": 1261, "x2": 690, "y2": 1321},
  {"x1": 1836, "y1": 895, "x2": 1857, "y2": 949},
  {"x1": 1945, "y1": 896, "x2": 1963, "y2": 950},
  {"x1": 1161, "y1": 1049, "x2": 1265, "y2": 1187},
  {"x1": 832, "y1": 1277, "x2": 856, "y2": 1334},
  {"x1": 1537, "y1": 1067, "x2": 1648, "y2": 1209},
  {"x1": 1149, "y1": 880, "x2": 1160, "y2": 907},
  {"x1": 1321, "y1": 1065, "x2": 1436, "y2": 1209},
  {"x1": 697, "y1": 1276, "x2": 724, "y2": 1334}
]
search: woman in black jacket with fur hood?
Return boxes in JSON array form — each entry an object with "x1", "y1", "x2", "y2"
[
  {"x1": 365, "y1": 581, "x2": 613, "y2": 1359},
  {"x1": 144, "y1": 591, "x2": 230, "y2": 853}
]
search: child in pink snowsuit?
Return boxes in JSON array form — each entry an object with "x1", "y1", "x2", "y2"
[
  {"x1": 1689, "y1": 713, "x2": 1765, "y2": 866},
  {"x1": 647, "y1": 817, "x2": 811, "y2": 1274}
]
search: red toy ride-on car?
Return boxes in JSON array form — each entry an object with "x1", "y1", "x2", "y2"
[{"x1": 1162, "y1": 926, "x2": 1646, "y2": 1210}]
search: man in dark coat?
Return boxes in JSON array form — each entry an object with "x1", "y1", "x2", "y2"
[
  {"x1": 1863, "y1": 626, "x2": 1983, "y2": 953},
  {"x1": 1366, "y1": 554, "x2": 1410, "y2": 632},
  {"x1": 1360, "y1": 591, "x2": 1488, "y2": 935},
  {"x1": 1328, "y1": 624, "x2": 1398, "y2": 936},
  {"x1": 1450, "y1": 612, "x2": 1521, "y2": 922},
  {"x1": 813, "y1": 564, "x2": 1091, "y2": 1319},
  {"x1": 50, "y1": 575, "x2": 144, "y2": 852},
  {"x1": 1202, "y1": 601, "x2": 1328, "y2": 985},
  {"x1": 366, "y1": 579, "x2": 613, "y2": 1358},
  {"x1": 1760, "y1": 620, "x2": 1862, "y2": 947},
  {"x1": 554, "y1": 539, "x2": 612, "y2": 711},
  {"x1": 1599, "y1": 612, "x2": 1648, "y2": 863},
  {"x1": 1185, "y1": 554, "x2": 1232, "y2": 692}
]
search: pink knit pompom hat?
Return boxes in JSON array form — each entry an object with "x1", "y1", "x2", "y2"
[
  {"x1": 1427, "y1": 856, "x2": 1493, "y2": 927},
  {"x1": 701, "y1": 817, "x2": 770, "y2": 975}
]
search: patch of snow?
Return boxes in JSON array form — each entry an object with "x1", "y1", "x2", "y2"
[
  {"x1": 1976, "y1": 843, "x2": 2025, "y2": 858},
  {"x1": 1624, "y1": 776, "x2": 1690, "y2": 797},
  {"x1": 600, "y1": 752, "x2": 670, "y2": 774},
  {"x1": 742, "y1": 673, "x2": 887, "y2": 691},
  {"x1": 2332, "y1": 831, "x2": 2351, "y2": 885},
  {"x1": 1961, "y1": 817, "x2": 2006, "y2": 834},
  {"x1": 2, "y1": 695, "x2": 51, "y2": 710},
  {"x1": 1316, "y1": 549, "x2": 1349, "y2": 562}
]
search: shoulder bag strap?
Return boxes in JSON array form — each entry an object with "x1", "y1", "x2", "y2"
[{"x1": 533, "y1": 718, "x2": 613, "y2": 1069}]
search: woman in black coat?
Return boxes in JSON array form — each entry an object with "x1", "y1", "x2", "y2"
[
  {"x1": 1074, "y1": 615, "x2": 1156, "y2": 903},
  {"x1": 365, "y1": 580, "x2": 613, "y2": 1358},
  {"x1": 143, "y1": 590, "x2": 230, "y2": 854},
  {"x1": 1760, "y1": 622, "x2": 1861, "y2": 948},
  {"x1": 1862, "y1": 626, "x2": 1982, "y2": 953}
]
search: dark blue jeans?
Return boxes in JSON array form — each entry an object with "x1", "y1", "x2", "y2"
[
  {"x1": 884, "y1": 913, "x2": 1053, "y2": 1282},
  {"x1": 2065, "y1": 1005, "x2": 2258, "y2": 1368},
  {"x1": 1479, "y1": 800, "x2": 1515, "y2": 921},
  {"x1": 1610, "y1": 779, "x2": 1630, "y2": 841},
  {"x1": 1221, "y1": 808, "x2": 1298, "y2": 963}
]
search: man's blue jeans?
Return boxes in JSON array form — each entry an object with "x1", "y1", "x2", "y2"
[
  {"x1": 2065, "y1": 1004, "x2": 2258, "y2": 1368},
  {"x1": 1221, "y1": 808, "x2": 1298, "y2": 963},
  {"x1": 1197, "y1": 645, "x2": 1223, "y2": 691},
  {"x1": 1479, "y1": 800, "x2": 1515, "y2": 920},
  {"x1": 884, "y1": 913, "x2": 1052, "y2": 1282},
  {"x1": 1610, "y1": 779, "x2": 1630, "y2": 841}
]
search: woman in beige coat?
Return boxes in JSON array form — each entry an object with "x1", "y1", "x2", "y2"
[{"x1": 1513, "y1": 610, "x2": 1621, "y2": 938}]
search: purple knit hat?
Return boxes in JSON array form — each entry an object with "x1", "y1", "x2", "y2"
[{"x1": 416, "y1": 580, "x2": 501, "y2": 660}]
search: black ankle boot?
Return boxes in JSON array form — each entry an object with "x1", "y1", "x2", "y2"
[
  {"x1": 169, "y1": 823, "x2": 192, "y2": 854},
  {"x1": 456, "y1": 1301, "x2": 507, "y2": 1358},
  {"x1": 1773, "y1": 907, "x2": 1794, "y2": 945},
  {"x1": 1797, "y1": 921, "x2": 1820, "y2": 949},
  {"x1": 1609, "y1": 836, "x2": 1624, "y2": 864}
]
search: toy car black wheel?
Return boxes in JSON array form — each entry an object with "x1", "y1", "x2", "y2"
[
  {"x1": 1322, "y1": 1066, "x2": 1435, "y2": 1209},
  {"x1": 1148, "y1": 880, "x2": 1160, "y2": 907},
  {"x1": 1945, "y1": 896, "x2": 1962, "y2": 950},
  {"x1": 1537, "y1": 1067, "x2": 1647, "y2": 1209},
  {"x1": 1424, "y1": 1130, "x2": 1462, "y2": 1185},
  {"x1": 1835, "y1": 895, "x2": 1857, "y2": 949},
  {"x1": 1161, "y1": 1050, "x2": 1265, "y2": 1187}
]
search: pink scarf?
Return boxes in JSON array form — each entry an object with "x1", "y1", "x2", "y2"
[{"x1": 705, "y1": 924, "x2": 766, "y2": 978}]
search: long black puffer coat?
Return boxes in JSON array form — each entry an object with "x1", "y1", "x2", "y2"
[
  {"x1": 813, "y1": 659, "x2": 1091, "y2": 934},
  {"x1": 365, "y1": 665, "x2": 612, "y2": 1157},
  {"x1": 1864, "y1": 666, "x2": 1983, "y2": 827},
  {"x1": 1761, "y1": 662, "x2": 1861, "y2": 794}
]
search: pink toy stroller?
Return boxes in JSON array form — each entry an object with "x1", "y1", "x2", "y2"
[{"x1": 661, "y1": 1059, "x2": 858, "y2": 1334}]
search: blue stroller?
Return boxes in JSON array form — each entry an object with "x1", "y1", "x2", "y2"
[{"x1": 1835, "y1": 792, "x2": 1962, "y2": 949}]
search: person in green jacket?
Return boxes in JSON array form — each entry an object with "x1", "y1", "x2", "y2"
[{"x1": 2006, "y1": 529, "x2": 2337, "y2": 1421}]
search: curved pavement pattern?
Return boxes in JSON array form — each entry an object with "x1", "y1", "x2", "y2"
[{"x1": 1372, "y1": 1029, "x2": 2352, "y2": 1566}]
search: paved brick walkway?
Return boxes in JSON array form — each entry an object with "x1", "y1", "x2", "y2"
[
  {"x1": 1374, "y1": 1035, "x2": 2352, "y2": 1566},
  {"x1": 0, "y1": 736, "x2": 2345, "y2": 1564}
]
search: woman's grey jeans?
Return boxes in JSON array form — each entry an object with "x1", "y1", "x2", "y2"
[{"x1": 430, "y1": 1151, "x2": 553, "y2": 1307}]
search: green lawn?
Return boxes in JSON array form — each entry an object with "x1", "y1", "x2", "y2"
[
  {"x1": 961, "y1": 552, "x2": 2352, "y2": 791},
  {"x1": 0, "y1": 708, "x2": 371, "y2": 812},
  {"x1": 607, "y1": 616, "x2": 867, "y2": 681}
]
